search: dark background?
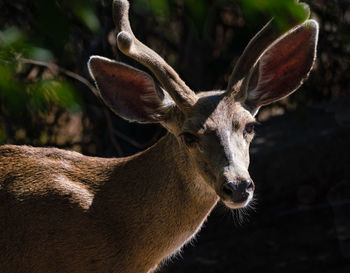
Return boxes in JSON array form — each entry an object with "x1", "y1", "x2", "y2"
[{"x1": 0, "y1": 0, "x2": 349, "y2": 272}]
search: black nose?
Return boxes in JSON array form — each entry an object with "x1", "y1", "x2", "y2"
[{"x1": 222, "y1": 180, "x2": 255, "y2": 203}]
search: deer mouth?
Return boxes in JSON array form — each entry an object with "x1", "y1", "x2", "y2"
[{"x1": 221, "y1": 193, "x2": 253, "y2": 209}]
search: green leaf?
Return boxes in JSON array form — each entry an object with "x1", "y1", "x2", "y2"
[
  {"x1": 149, "y1": 0, "x2": 170, "y2": 17},
  {"x1": 236, "y1": 0, "x2": 310, "y2": 30},
  {"x1": 73, "y1": 6, "x2": 101, "y2": 33},
  {"x1": 29, "y1": 79, "x2": 82, "y2": 113},
  {"x1": 28, "y1": 47, "x2": 54, "y2": 62},
  {"x1": 0, "y1": 27, "x2": 25, "y2": 46}
]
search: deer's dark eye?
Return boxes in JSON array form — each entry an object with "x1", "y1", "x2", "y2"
[
  {"x1": 180, "y1": 132, "x2": 199, "y2": 147},
  {"x1": 244, "y1": 123, "x2": 255, "y2": 135}
]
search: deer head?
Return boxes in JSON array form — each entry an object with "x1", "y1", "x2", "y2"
[{"x1": 88, "y1": 0, "x2": 318, "y2": 209}]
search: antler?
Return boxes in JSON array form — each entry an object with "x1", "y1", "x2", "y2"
[
  {"x1": 226, "y1": 1, "x2": 311, "y2": 98},
  {"x1": 113, "y1": 0, "x2": 197, "y2": 112}
]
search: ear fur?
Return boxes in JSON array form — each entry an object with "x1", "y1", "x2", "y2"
[
  {"x1": 244, "y1": 19, "x2": 319, "y2": 114},
  {"x1": 88, "y1": 56, "x2": 175, "y2": 123}
]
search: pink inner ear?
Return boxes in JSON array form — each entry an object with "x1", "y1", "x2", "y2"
[
  {"x1": 249, "y1": 22, "x2": 317, "y2": 107},
  {"x1": 91, "y1": 59, "x2": 163, "y2": 123}
]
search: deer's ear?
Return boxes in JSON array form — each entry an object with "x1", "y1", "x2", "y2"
[
  {"x1": 245, "y1": 20, "x2": 318, "y2": 114},
  {"x1": 88, "y1": 56, "x2": 174, "y2": 123}
]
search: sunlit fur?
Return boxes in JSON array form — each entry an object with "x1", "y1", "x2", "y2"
[{"x1": 0, "y1": 2, "x2": 318, "y2": 271}]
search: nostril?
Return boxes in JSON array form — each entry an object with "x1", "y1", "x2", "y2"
[
  {"x1": 222, "y1": 182, "x2": 236, "y2": 197},
  {"x1": 222, "y1": 180, "x2": 254, "y2": 203},
  {"x1": 244, "y1": 180, "x2": 255, "y2": 192}
]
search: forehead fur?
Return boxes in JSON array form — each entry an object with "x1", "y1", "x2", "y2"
[{"x1": 184, "y1": 90, "x2": 255, "y2": 132}]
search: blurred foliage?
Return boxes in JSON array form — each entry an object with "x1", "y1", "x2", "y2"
[
  {"x1": 237, "y1": 0, "x2": 310, "y2": 28},
  {"x1": 0, "y1": 0, "x2": 349, "y2": 156}
]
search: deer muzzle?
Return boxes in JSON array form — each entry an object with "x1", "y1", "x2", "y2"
[{"x1": 221, "y1": 180, "x2": 255, "y2": 208}]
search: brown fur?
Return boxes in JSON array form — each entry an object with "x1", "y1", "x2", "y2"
[
  {"x1": 0, "y1": 1, "x2": 318, "y2": 271},
  {"x1": 0, "y1": 134, "x2": 218, "y2": 273},
  {"x1": 0, "y1": 93, "x2": 255, "y2": 273}
]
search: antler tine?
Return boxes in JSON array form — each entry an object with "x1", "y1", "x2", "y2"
[
  {"x1": 226, "y1": 1, "x2": 311, "y2": 97},
  {"x1": 112, "y1": 0, "x2": 197, "y2": 111}
]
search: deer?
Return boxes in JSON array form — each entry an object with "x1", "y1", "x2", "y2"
[{"x1": 0, "y1": 0, "x2": 318, "y2": 272}]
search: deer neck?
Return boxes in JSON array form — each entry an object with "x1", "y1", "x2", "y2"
[
  {"x1": 117, "y1": 132, "x2": 219, "y2": 210},
  {"x1": 98, "y1": 133, "x2": 219, "y2": 266}
]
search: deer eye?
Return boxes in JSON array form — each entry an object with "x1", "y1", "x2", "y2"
[
  {"x1": 180, "y1": 132, "x2": 199, "y2": 147},
  {"x1": 244, "y1": 123, "x2": 255, "y2": 135}
]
